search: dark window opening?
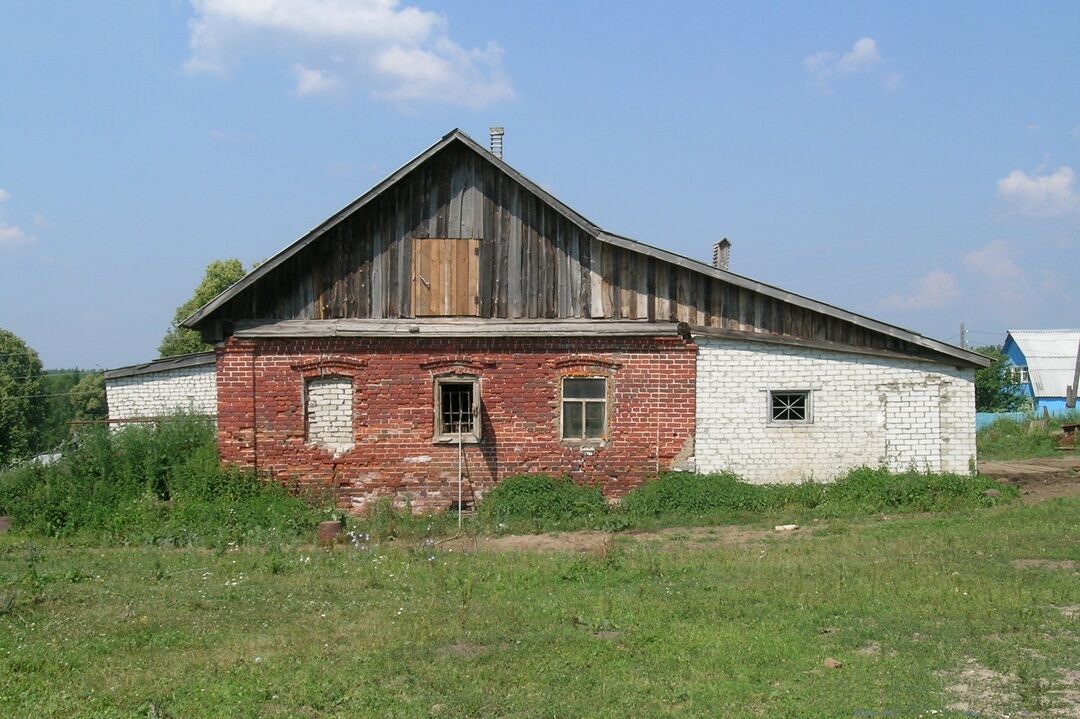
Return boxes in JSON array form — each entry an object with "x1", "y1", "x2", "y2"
[
  {"x1": 562, "y1": 377, "x2": 607, "y2": 440},
  {"x1": 434, "y1": 377, "x2": 480, "y2": 441},
  {"x1": 769, "y1": 390, "x2": 810, "y2": 423}
]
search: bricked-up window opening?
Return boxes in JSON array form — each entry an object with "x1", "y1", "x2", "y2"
[
  {"x1": 769, "y1": 390, "x2": 811, "y2": 424},
  {"x1": 562, "y1": 378, "x2": 607, "y2": 440},
  {"x1": 434, "y1": 377, "x2": 481, "y2": 442},
  {"x1": 305, "y1": 376, "x2": 355, "y2": 453}
]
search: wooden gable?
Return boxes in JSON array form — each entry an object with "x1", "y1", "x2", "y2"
[{"x1": 188, "y1": 132, "x2": 987, "y2": 368}]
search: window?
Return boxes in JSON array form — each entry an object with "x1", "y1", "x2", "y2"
[
  {"x1": 305, "y1": 376, "x2": 355, "y2": 453},
  {"x1": 434, "y1": 376, "x2": 480, "y2": 442},
  {"x1": 1009, "y1": 366, "x2": 1029, "y2": 385},
  {"x1": 562, "y1": 377, "x2": 607, "y2": 440},
  {"x1": 769, "y1": 390, "x2": 811, "y2": 424}
]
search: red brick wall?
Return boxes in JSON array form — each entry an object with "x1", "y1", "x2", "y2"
[{"x1": 217, "y1": 335, "x2": 697, "y2": 512}]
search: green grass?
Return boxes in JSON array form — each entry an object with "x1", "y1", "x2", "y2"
[
  {"x1": 1, "y1": 497, "x2": 1077, "y2": 718},
  {"x1": 0, "y1": 416, "x2": 329, "y2": 546},
  {"x1": 977, "y1": 411, "x2": 1080, "y2": 460}
]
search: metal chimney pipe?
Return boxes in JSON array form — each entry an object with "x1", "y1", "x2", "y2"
[
  {"x1": 489, "y1": 127, "x2": 504, "y2": 159},
  {"x1": 712, "y1": 238, "x2": 731, "y2": 270}
]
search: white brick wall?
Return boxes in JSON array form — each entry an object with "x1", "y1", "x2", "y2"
[
  {"x1": 695, "y1": 340, "x2": 976, "y2": 482},
  {"x1": 305, "y1": 376, "x2": 355, "y2": 454},
  {"x1": 106, "y1": 365, "x2": 217, "y2": 420}
]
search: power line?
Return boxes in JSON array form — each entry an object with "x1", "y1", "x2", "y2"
[{"x1": 0, "y1": 390, "x2": 86, "y2": 401}]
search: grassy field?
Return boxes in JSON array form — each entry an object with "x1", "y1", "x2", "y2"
[{"x1": 2, "y1": 498, "x2": 1077, "y2": 718}]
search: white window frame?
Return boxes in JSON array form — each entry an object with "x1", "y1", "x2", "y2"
[
  {"x1": 560, "y1": 376, "x2": 609, "y2": 442},
  {"x1": 1010, "y1": 366, "x2": 1029, "y2": 385},
  {"x1": 433, "y1": 375, "x2": 481, "y2": 443},
  {"x1": 767, "y1": 389, "x2": 813, "y2": 425}
]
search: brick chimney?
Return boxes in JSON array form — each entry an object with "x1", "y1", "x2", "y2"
[{"x1": 712, "y1": 238, "x2": 731, "y2": 271}]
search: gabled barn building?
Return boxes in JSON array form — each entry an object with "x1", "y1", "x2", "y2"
[{"x1": 112, "y1": 129, "x2": 988, "y2": 511}]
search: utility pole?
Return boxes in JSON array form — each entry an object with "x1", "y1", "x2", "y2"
[
  {"x1": 1067, "y1": 336, "x2": 1080, "y2": 409},
  {"x1": 959, "y1": 322, "x2": 967, "y2": 349}
]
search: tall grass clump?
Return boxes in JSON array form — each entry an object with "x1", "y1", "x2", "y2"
[
  {"x1": 976, "y1": 412, "x2": 1080, "y2": 460},
  {"x1": 477, "y1": 474, "x2": 607, "y2": 530},
  {"x1": 621, "y1": 467, "x2": 1015, "y2": 520},
  {"x1": 0, "y1": 414, "x2": 325, "y2": 545}
]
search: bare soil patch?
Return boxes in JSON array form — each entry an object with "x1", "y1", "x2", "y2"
[
  {"x1": 1010, "y1": 559, "x2": 1078, "y2": 572},
  {"x1": 441, "y1": 524, "x2": 805, "y2": 555},
  {"x1": 980, "y1": 455, "x2": 1080, "y2": 503},
  {"x1": 942, "y1": 659, "x2": 1080, "y2": 718}
]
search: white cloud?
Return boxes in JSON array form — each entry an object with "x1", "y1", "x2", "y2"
[
  {"x1": 962, "y1": 239, "x2": 1026, "y2": 303},
  {"x1": 804, "y1": 37, "x2": 889, "y2": 94},
  {"x1": 0, "y1": 188, "x2": 37, "y2": 250},
  {"x1": 879, "y1": 269, "x2": 960, "y2": 311},
  {"x1": 996, "y1": 166, "x2": 1080, "y2": 217},
  {"x1": 184, "y1": 0, "x2": 514, "y2": 107},
  {"x1": 291, "y1": 63, "x2": 342, "y2": 96},
  {"x1": 963, "y1": 240, "x2": 1024, "y2": 281}
]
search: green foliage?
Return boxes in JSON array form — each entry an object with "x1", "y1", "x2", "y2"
[
  {"x1": 0, "y1": 328, "x2": 45, "y2": 468},
  {"x1": 976, "y1": 411, "x2": 1080, "y2": 460},
  {"x1": 974, "y1": 344, "x2": 1028, "y2": 412},
  {"x1": 477, "y1": 474, "x2": 607, "y2": 528},
  {"x1": 37, "y1": 370, "x2": 84, "y2": 452},
  {"x1": 69, "y1": 372, "x2": 106, "y2": 421},
  {"x1": 0, "y1": 414, "x2": 324, "y2": 545},
  {"x1": 158, "y1": 259, "x2": 247, "y2": 358},
  {"x1": 620, "y1": 467, "x2": 1015, "y2": 519}
]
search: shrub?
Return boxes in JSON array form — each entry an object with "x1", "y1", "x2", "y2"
[
  {"x1": 620, "y1": 468, "x2": 1015, "y2": 519},
  {"x1": 477, "y1": 475, "x2": 607, "y2": 527},
  {"x1": 0, "y1": 414, "x2": 324, "y2": 545}
]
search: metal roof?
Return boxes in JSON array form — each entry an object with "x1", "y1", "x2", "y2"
[
  {"x1": 1005, "y1": 330, "x2": 1080, "y2": 397},
  {"x1": 104, "y1": 352, "x2": 216, "y2": 381},
  {"x1": 180, "y1": 128, "x2": 988, "y2": 369}
]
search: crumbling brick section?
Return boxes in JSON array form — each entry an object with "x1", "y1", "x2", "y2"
[{"x1": 216, "y1": 335, "x2": 697, "y2": 512}]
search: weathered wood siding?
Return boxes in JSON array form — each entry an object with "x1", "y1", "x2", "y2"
[{"x1": 216, "y1": 143, "x2": 919, "y2": 355}]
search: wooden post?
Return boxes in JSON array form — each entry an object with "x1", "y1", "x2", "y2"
[{"x1": 1067, "y1": 337, "x2": 1080, "y2": 409}]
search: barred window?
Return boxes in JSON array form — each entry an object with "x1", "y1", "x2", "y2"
[
  {"x1": 434, "y1": 377, "x2": 480, "y2": 442},
  {"x1": 562, "y1": 377, "x2": 607, "y2": 440},
  {"x1": 769, "y1": 390, "x2": 811, "y2": 424}
]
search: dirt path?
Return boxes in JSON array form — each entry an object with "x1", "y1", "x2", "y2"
[
  {"x1": 979, "y1": 454, "x2": 1080, "y2": 503},
  {"x1": 439, "y1": 523, "x2": 805, "y2": 555}
]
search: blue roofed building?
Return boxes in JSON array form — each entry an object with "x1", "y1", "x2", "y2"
[{"x1": 1001, "y1": 330, "x2": 1080, "y2": 415}]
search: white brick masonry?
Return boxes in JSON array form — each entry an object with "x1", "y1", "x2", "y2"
[
  {"x1": 305, "y1": 376, "x2": 355, "y2": 454},
  {"x1": 106, "y1": 365, "x2": 217, "y2": 420},
  {"x1": 695, "y1": 340, "x2": 976, "y2": 482}
]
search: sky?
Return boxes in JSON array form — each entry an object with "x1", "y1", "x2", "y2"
[{"x1": 1, "y1": 0, "x2": 1078, "y2": 369}]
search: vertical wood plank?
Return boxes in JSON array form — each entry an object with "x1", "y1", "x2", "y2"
[{"x1": 507, "y1": 186, "x2": 522, "y2": 317}]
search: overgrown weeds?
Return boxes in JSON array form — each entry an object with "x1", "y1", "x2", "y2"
[
  {"x1": 476, "y1": 474, "x2": 607, "y2": 531},
  {"x1": 976, "y1": 412, "x2": 1080, "y2": 460},
  {"x1": 620, "y1": 467, "x2": 1015, "y2": 519},
  {"x1": 0, "y1": 414, "x2": 326, "y2": 545}
]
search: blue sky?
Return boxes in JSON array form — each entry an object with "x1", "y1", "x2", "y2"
[{"x1": 1, "y1": 1, "x2": 1077, "y2": 369}]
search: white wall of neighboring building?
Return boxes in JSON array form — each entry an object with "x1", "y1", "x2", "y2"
[
  {"x1": 694, "y1": 339, "x2": 977, "y2": 482},
  {"x1": 106, "y1": 364, "x2": 217, "y2": 420}
]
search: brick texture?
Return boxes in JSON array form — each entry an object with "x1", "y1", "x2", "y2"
[
  {"x1": 695, "y1": 340, "x2": 977, "y2": 482},
  {"x1": 216, "y1": 335, "x2": 697, "y2": 511},
  {"x1": 105, "y1": 366, "x2": 217, "y2": 420}
]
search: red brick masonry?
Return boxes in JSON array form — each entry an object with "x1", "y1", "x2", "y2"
[{"x1": 217, "y1": 335, "x2": 697, "y2": 512}]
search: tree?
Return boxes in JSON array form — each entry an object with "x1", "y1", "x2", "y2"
[
  {"x1": 70, "y1": 372, "x2": 107, "y2": 422},
  {"x1": 38, "y1": 370, "x2": 84, "y2": 451},
  {"x1": 0, "y1": 329, "x2": 45, "y2": 467},
  {"x1": 158, "y1": 259, "x2": 246, "y2": 357},
  {"x1": 974, "y1": 345, "x2": 1029, "y2": 412}
]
